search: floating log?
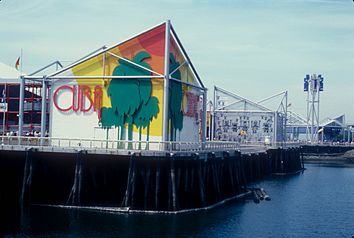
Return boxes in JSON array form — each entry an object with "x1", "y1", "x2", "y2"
[
  {"x1": 260, "y1": 188, "x2": 271, "y2": 201},
  {"x1": 255, "y1": 188, "x2": 264, "y2": 201},
  {"x1": 252, "y1": 189, "x2": 260, "y2": 203}
]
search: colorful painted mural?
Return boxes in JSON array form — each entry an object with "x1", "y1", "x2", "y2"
[
  {"x1": 50, "y1": 22, "x2": 204, "y2": 143},
  {"x1": 101, "y1": 50, "x2": 159, "y2": 143}
]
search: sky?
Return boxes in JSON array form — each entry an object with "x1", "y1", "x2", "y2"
[{"x1": 1, "y1": 0, "x2": 354, "y2": 122}]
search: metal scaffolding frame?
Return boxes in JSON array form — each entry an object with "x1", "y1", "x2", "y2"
[
  {"x1": 212, "y1": 86, "x2": 288, "y2": 144},
  {"x1": 18, "y1": 20, "x2": 207, "y2": 144},
  {"x1": 286, "y1": 111, "x2": 307, "y2": 141}
]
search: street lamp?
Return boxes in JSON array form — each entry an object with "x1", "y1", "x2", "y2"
[{"x1": 304, "y1": 74, "x2": 324, "y2": 144}]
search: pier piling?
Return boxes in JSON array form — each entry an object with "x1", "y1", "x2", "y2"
[{"x1": 1, "y1": 146, "x2": 303, "y2": 213}]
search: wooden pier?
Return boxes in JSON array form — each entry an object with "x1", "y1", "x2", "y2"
[{"x1": 0, "y1": 143, "x2": 303, "y2": 213}]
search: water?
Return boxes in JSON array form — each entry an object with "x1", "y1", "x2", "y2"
[{"x1": 2, "y1": 164, "x2": 354, "y2": 237}]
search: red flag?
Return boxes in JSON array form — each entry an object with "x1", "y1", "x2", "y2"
[{"x1": 15, "y1": 56, "x2": 20, "y2": 70}]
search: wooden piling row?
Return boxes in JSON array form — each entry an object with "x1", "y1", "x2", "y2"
[
  {"x1": 20, "y1": 148, "x2": 35, "y2": 207},
  {"x1": 66, "y1": 150, "x2": 84, "y2": 206},
  {"x1": 0, "y1": 147, "x2": 304, "y2": 212}
]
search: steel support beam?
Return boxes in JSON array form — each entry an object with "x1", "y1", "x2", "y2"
[
  {"x1": 201, "y1": 91, "x2": 207, "y2": 148},
  {"x1": 162, "y1": 20, "x2": 171, "y2": 142},
  {"x1": 18, "y1": 76, "x2": 25, "y2": 137},
  {"x1": 40, "y1": 77, "x2": 47, "y2": 138}
]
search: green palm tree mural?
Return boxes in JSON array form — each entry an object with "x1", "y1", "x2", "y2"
[
  {"x1": 101, "y1": 51, "x2": 159, "y2": 148},
  {"x1": 168, "y1": 53, "x2": 183, "y2": 141},
  {"x1": 134, "y1": 96, "x2": 159, "y2": 149}
]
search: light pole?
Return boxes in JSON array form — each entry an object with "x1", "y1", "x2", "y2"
[{"x1": 304, "y1": 74, "x2": 324, "y2": 144}]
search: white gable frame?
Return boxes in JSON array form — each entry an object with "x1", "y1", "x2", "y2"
[{"x1": 18, "y1": 21, "x2": 207, "y2": 145}]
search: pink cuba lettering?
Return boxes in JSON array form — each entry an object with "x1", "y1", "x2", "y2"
[
  {"x1": 53, "y1": 85, "x2": 102, "y2": 119},
  {"x1": 183, "y1": 92, "x2": 199, "y2": 118}
]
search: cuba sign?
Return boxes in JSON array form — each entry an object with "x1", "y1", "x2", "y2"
[{"x1": 53, "y1": 84, "x2": 102, "y2": 119}]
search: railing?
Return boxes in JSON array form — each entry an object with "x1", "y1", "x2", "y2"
[
  {"x1": 0, "y1": 136, "x2": 241, "y2": 153},
  {"x1": 300, "y1": 141, "x2": 354, "y2": 147},
  {"x1": 0, "y1": 136, "x2": 301, "y2": 153}
]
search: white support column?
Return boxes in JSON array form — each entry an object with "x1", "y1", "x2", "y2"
[
  {"x1": 273, "y1": 112, "x2": 277, "y2": 146},
  {"x1": 306, "y1": 89, "x2": 309, "y2": 142},
  {"x1": 18, "y1": 76, "x2": 25, "y2": 137},
  {"x1": 311, "y1": 79, "x2": 316, "y2": 143},
  {"x1": 285, "y1": 91, "x2": 288, "y2": 143},
  {"x1": 162, "y1": 20, "x2": 171, "y2": 142},
  {"x1": 40, "y1": 77, "x2": 47, "y2": 138},
  {"x1": 317, "y1": 86, "x2": 320, "y2": 143},
  {"x1": 212, "y1": 86, "x2": 216, "y2": 141},
  {"x1": 201, "y1": 90, "x2": 207, "y2": 148},
  {"x1": 47, "y1": 80, "x2": 53, "y2": 138}
]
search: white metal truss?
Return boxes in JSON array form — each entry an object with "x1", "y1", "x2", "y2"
[
  {"x1": 257, "y1": 90, "x2": 288, "y2": 143},
  {"x1": 212, "y1": 86, "x2": 288, "y2": 143},
  {"x1": 29, "y1": 61, "x2": 63, "y2": 76},
  {"x1": 287, "y1": 111, "x2": 307, "y2": 126},
  {"x1": 107, "y1": 51, "x2": 164, "y2": 77},
  {"x1": 17, "y1": 20, "x2": 207, "y2": 144},
  {"x1": 286, "y1": 111, "x2": 307, "y2": 141},
  {"x1": 214, "y1": 86, "x2": 273, "y2": 112},
  {"x1": 304, "y1": 74, "x2": 322, "y2": 143},
  {"x1": 170, "y1": 26, "x2": 205, "y2": 89}
]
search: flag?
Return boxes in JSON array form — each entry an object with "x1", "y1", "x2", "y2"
[
  {"x1": 15, "y1": 56, "x2": 20, "y2": 70},
  {"x1": 1, "y1": 89, "x2": 4, "y2": 103}
]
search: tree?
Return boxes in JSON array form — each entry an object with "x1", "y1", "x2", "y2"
[
  {"x1": 101, "y1": 51, "x2": 152, "y2": 144},
  {"x1": 168, "y1": 53, "x2": 183, "y2": 141},
  {"x1": 134, "y1": 96, "x2": 159, "y2": 149},
  {"x1": 100, "y1": 50, "x2": 163, "y2": 150},
  {"x1": 101, "y1": 106, "x2": 124, "y2": 148}
]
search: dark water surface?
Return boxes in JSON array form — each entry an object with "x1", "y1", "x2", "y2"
[{"x1": 2, "y1": 164, "x2": 354, "y2": 237}]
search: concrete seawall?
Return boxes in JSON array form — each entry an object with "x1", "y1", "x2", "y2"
[
  {"x1": 301, "y1": 145, "x2": 354, "y2": 167},
  {"x1": 301, "y1": 144, "x2": 353, "y2": 156}
]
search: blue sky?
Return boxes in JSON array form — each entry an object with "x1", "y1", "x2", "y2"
[{"x1": 1, "y1": 0, "x2": 354, "y2": 122}]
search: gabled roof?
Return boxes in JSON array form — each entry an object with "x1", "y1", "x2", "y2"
[
  {"x1": 214, "y1": 86, "x2": 283, "y2": 113},
  {"x1": 287, "y1": 111, "x2": 307, "y2": 126},
  {"x1": 24, "y1": 21, "x2": 205, "y2": 91},
  {"x1": 320, "y1": 115, "x2": 346, "y2": 128},
  {"x1": 0, "y1": 62, "x2": 20, "y2": 83},
  {"x1": 334, "y1": 114, "x2": 345, "y2": 124}
]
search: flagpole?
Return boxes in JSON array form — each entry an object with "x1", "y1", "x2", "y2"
[{"x1": 20, "y1": 48, "x2": 23, "y2": 74}]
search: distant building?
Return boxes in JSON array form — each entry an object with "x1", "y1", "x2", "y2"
[
  {"x1": 208, "y1": 86, "x2": 287, "y2": 144},
  {"x1": 287, "y1": 114, "x2": 351, "y2": 142},
  {"x1": 0, "y1": 62, "x2": 47, "y2": 135},
  {"x1": 319, "y1": 115, "x2": 348, "y2": 142}
]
